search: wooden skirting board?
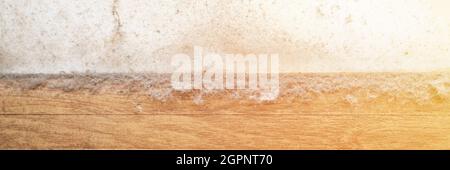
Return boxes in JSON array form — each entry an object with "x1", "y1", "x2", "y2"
[{"x1": 1, "y1": 73, "x2": 450, "y2": 149}]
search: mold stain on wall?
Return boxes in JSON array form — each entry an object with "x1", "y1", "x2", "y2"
[{"x1": 0, "y1": 0, "x2": 450, "y2": 73}]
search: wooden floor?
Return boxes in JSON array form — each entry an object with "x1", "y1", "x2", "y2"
[{"x1": 1, "y1": 73, "x2": 449, "y2": 149}]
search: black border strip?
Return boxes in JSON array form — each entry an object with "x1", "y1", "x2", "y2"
[{"x1": 1, "y1": 150, "x2": 449, "y2": 168}]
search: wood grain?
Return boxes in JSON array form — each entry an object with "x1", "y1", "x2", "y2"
[{"x1": 1, "y1": 73, "x2": 449, "y2": 149}]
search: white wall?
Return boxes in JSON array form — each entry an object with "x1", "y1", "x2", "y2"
[{"x1": 1, "y1": 0, "x2": 449, "y2": 73}]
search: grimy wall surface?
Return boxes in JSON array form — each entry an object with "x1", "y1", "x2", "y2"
[{"x1": 1, "y1": 0, "x2": 450, "y2": 74}]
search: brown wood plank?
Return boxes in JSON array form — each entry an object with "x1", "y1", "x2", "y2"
[
  {"x1": 2, "y1": 73, "x2": 450, "y2": 115},
  {"x1": 2, "y1": 91, "x2": 450, "y2": 115},
  {"x1": 1, "y1": 114, "x2": 450, "y2": 149}
]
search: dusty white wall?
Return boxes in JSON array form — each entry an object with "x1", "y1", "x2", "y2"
[{"x1": 0, "y1": 0, "x2": 449, "y2": 73}]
